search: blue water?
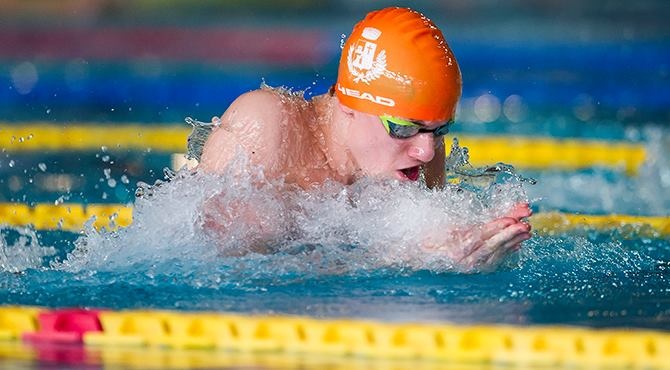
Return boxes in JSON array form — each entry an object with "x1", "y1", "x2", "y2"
[
  {"x1": 2, "y1": 232, "x2": 669, "y2": 329},
  {"x1": 2, "y1": 158, "x2": 669, "y2": 330},
  {"x1": 1, "y1": 2, "x2": 670, "y2": 346}
]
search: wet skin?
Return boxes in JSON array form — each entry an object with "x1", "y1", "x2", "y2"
[
  {"x1": 424, "y1": 203, "x2": 532, "y2": 271},
  {"x1": 199, "y1": 88, "x2": 532, "y2": 271}
]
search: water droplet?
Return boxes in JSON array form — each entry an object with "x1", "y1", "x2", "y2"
[
  {"x1": 473, "y1": 93, "x2": 501, "y2": 123},
  {"x1": 103, "y1": 168, "x2": 111, "y2": 179},
  {"x1": 121, "y1": 175, "x2": 130, "y2": 184},
  {"x1": 11, "y1": 62, "x2": 39, "y2": 95},
  {"x1": 107, "y1": 178, "x2": 117, "y2": 188},
  {"x1": 102, "y1": 155, "x2": 110, "y2": 162},
  {"x1": 502, "y1": 95, "x2": 528, "y2": 123},
  {"x1": 163, "y1": 167, "x2": 176, "y2": 180},
  {"x1": 8, "y1": 160, "x2": 15, "y2": 167},
  {"x1": 46, "y1": 109, "x2": 51, "y2": 114},
  {"x1": 38, "y1": 163, "x2": 47, "y2": 172}
]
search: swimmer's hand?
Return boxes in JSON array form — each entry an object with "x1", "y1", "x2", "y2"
[{"x1": 424, "y1": 203, "x2": 532, "y2": 272}]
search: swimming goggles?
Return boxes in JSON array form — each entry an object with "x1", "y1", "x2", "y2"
[{"x1": 379, "y1": 115, "x2": 453, "y2": 139}]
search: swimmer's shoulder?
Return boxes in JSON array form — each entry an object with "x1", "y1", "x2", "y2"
[
  {"x1": 221, "y1": 89, "x2": 287, "y2": 130},
  {"x1": 199, "y1": 89, "x2": 288, "y2": 174}
]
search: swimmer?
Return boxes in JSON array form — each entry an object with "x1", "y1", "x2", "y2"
[{"x1": 199, "y1": 7, "x2": 531, "y2": 270}]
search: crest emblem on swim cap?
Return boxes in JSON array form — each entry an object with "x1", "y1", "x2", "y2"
[
  {"x1": 347, "y1": 27, "x2": 387, "y2": 85},
  {"x1": 336, "y1": 7, "x2": 462, "y2": 121}
]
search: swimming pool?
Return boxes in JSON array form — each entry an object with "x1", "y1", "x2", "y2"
[{"x1": 1, "y1": 1, "x2": 670, "y2": 368}]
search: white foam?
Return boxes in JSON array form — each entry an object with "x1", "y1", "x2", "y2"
[
  {"x1": 52, "y1": 147, "x2": 530, "y2": 280},
  {"x1": 0, "y1": 227, "x2": 55, "y2": 273}
]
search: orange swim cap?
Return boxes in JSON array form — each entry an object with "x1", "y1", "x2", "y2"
[{"x1": 336, "y1": 7, "x2": 461, "y2": 122}]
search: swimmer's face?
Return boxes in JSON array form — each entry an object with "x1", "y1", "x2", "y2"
[{"x1": 345, "y1": 107, "x2": 443, "y2": 182}]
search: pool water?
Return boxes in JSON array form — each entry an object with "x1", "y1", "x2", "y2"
[
  {"x1": 1, "y1": 139, "x2": 669, "y2": 329},
  {"x1": 1, "y1": 2, "x2": 670, "y2": 368},
  {"x1": 4, "y1": 234, "x2": 669, "y2": 330}
]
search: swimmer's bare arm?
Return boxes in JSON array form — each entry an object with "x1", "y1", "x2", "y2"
[
  {"x1": 198, "y1": 90, "x2": 289, "y2": 254},
  {"x1": 424, "y1": 138, "x2": 446, "y2": 189},
  {"x1": 199, "y1": 89, "x2": 285, "y2": 176}
]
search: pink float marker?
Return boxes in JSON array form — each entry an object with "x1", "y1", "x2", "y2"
[{"x1": 23, "y1": 308, "x2": 103, "y2": 344}]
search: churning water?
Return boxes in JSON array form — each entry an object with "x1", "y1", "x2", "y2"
[{"x1": 1, "y1": 125, "x2": 669, "y2": 328}]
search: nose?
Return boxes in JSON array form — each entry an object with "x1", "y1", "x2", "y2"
[{"x1": 407, "y1": 133, "x2": 436, "y2": 163}]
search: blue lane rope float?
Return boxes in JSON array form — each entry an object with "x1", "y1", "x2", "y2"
[
  {"x1": 1, "y1": 306, "x2": 669, "y2": 369},
  {"x1": 0, "y1": 123, "x2": 646, "y2": 173}
]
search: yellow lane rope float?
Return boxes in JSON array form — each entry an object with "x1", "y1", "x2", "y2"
[
  {"x1": 0, "y1": 123, "x2": 646, "y2": 174},
  {"x1": 457, "y1": 136, "x2": 646, "y2": 176},
  {"x1": 1, "y1": 306, "x2": 669, "y2": 369},
  {"x1": 0, "y1": 123, "x2": 187, "y2": 152},
  {"x1": 0, "y1": 203, "x2": 133, "y2": 231},
  {"x1": 0, "y1": 203, "x2": 668, "y2": 236}
]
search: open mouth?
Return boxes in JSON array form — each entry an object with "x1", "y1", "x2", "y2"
[{"x1": 399, "y1": 166, "x2": 420, "y2": 181}]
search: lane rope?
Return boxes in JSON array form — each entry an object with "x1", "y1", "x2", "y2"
[
  {"x1": 0, "y1": 306, "x2": 669, "y2": 368},
  {"x1": 1, "y1": 123, "x2": 646, "y2": 173},
  {"x1": 0, "y1": 203, "x2": 668, "y2": 236}
]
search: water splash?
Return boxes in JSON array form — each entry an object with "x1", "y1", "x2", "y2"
[
  {"x1": 0, "y1": 129, "x2": 667, "y2": 326},
  {"x1": 50, "y1": 146, "x2": 531, "y2": 283},
  {"x1": 52, "y1": 84, "x2": 540, "y2": 280},
  {"x1": 185, "y1": 116, "x2": 219, "y2": 161},
  {"x1": 444, "y1": 137, "x2": 536, "y2": 192},
  {"x1": 0, "y1": 227, "x2": 55, "y2": 273}
]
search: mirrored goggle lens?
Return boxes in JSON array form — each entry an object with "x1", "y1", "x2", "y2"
[
  {"x1": 387, "y1": 121, "x2": 420, "y2": 138},
  {"x1": 382, "y1": 116, "x2": 454, "y2": 139}
]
